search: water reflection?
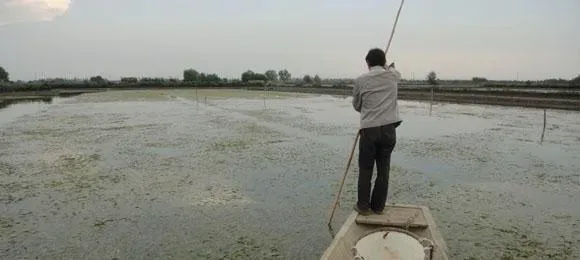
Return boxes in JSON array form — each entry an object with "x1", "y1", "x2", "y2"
[{"x1": 0, "y1": 97, "x2": 54, "y2": 110}]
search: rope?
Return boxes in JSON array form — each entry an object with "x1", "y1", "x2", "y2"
[{"x1": 327, "y1": 0, "x2": 406, "y2": 230}]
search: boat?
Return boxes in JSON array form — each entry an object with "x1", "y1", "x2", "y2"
[{"x1": 321, "y1": 204, "x2": 449, "y2": 260}]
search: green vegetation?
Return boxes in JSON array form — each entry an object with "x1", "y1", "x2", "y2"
[
  {"x1": 472, "y1": 77, "x2": 488, "y2": 83},
  {"x1": 303, "y1": 74, "x2": 312, "y2": 84},
  {"x1": 265, "y1": 70, "x2": 278, "y2": 81},
  {"x1": 572, "y1": 74, "x2": 580, "y2": 84},
  {"x1": 278, "y1": 69, "x2": 291, "y2": 81},
  {"x1": 183, "y1": 69, "x2": 222, "y2": 83},
  {"x1": 0, "y1": 66, "x2": 8, "y2": 82},
  {"x1": 427, "y1": 71, "x2": 438, "y2": 86},
  {"x1": 0, "y1": 64, "x2": 578, "y2": 96},
  {"x1": 241, "y1": 70, "x2": 267, "y2": 82},
  {"x1": 66, "y1": 89, "x2": 307, "y2": 104},
  {"x1": 204, "y1": 236, "x2": 281, "y2": 260},
  {"x1": 183, "y1": 69, "x2": 200, "y2": 82},
  {"x1": 0, "y1": 216, "x2": 14, "y2": 234},
  {"x1": 313, "y1": 75, "x2": 322, "y2": 86}
]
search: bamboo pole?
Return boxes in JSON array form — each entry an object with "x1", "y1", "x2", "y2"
[
  {"x1": 384, "y1": 0, "x2": 405, "y2": 56},
  {"x1": 327, "y1": 131, "x2": 361, "y2": 228},
  {"x1": 429, "y1": 86, "x2": 434, "y2": 116},
  {"x1": 540, "y1": 108, "x2": 547, "y2": 143}
]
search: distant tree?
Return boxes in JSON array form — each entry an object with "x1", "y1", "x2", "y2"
[
  {"x1": 241, "y1": 70, "x2": 267, "y2": 82},
  {"x1": 265, "y1": 70, "x2": 278, "y2": 81},
  {"x1": 572, "y1": 75, "x2": 580, "y2": 84},
  {"x1": 138, "y1": 77, "x2": 168, "y2": 86},
  {"x1": 0, "y1": 66, "x2": 9, "y2": 82},
  {"x1": 543, "y1": 78, "x2": 568, "y2": 84},
  {"x1": 184, "y1": 69, "x2": 200, "y2": 82},
  {"x1": 427, "y1": 71, "x2": 438, "y2": 86},
  {"x1": 241, "y1": 70, "x2": 255, "y2": 82},
  {"x1": 313, "y1": 75, "x2": 322, "y2": 86},
  {"x1": 90, "y1": 75, "x2": 106, "y2": 84},
  {"x1": 303, "y1": 75, "x2": 313, "y2": 84},
  {"x1": 253, "y1": 73, "x2": 267, "y2": 81},
  {"x1": 472, "y1": 77, "x2": 488, "y2": 83},
  {"x1": 278, "y1": 69, "x2": 291, "y2": 81},
  {"x1": 121, "y1": 77, "x2": 139, "y2": 84},
  {"x1": 203, "y1": 73, "x2": 220, "y2": 82}
]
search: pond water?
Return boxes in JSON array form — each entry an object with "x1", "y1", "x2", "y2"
[
  {"x1": 1, "y1": 89, "x2": 579, "y2": 259},
  {"x1": 0, "y1": 97, "x2": 60, "y2": 126}
]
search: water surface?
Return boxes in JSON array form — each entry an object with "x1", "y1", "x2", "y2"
[{"x1": 1, "y1": 89, "x2": 579, "y2": 259}]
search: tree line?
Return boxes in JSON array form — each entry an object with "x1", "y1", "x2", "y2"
[
  {"x1": 0, "y1": 65, "x2": 324, "y2": 86},
  {"x1": 1, "y1": 65, "x2": 579, "y2": 91},
  {"x1": 181, "y1": 68, "x2": 296, "y2": 83}
]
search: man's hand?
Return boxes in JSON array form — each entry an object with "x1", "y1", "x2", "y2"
[{"x1": 388, "y1": 62, "x2": 395, "y2": 69}]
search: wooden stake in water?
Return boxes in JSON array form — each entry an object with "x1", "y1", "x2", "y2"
[
  {"x1": 541, "y1": 108, "x2": 547, "y2": 144},
  {"x1": 429, "y1": 86, "x2": 434, "y2": 116}
]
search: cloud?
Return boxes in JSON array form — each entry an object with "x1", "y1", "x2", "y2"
[{"x1": 0, "y1": 0, "x2": 71, "y2": 26}]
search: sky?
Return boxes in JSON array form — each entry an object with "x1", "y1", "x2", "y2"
[{"x1": 0, "y1": 0, "x2": 579, "y2": 81}]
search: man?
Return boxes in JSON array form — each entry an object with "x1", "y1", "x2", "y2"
[{"x1": 352, "y1": 48, "x2": 402, "y2": 216}]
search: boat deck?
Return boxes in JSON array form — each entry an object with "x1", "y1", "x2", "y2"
[
  {"x1": 355, "y1": 205, "x2": 428, "y2": 228},
  {"x1": 321, "y1": 204, "x2": 449, "y2": 260}
]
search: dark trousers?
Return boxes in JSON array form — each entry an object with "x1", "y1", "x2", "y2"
[{"x1": 357, "y1": 123, "x2": 397, "y2": 212}]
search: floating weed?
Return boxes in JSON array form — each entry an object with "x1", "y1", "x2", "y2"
[
  {"x1": 219, "y1": 236, "x2": 282, "y2": 260},
  {"x1": 243, "y1": 122, "x2": 268, "y2": 134},
  {"x1": 0, "y1": 161, "x2": 16, "y2": 175},
  {"x1": 536, "y1": 172, "x2": 547, "y2": 180},
  {"x1": 552, "y1": 213, "x2": 572, "y2": 220},
  {"x1": 76, "y1": 90, "x2": 171, "y2": 102},
  {"x1": 0, "y1": 216, "x2": 14, "y2": 230},
  {"x1": 45, "y1": 180, "x2": 65, "y2": 188},
  {"x1": 0, "y1": 217, "x2": 14, "y2": 236},
  {"x1": 170, "y1": 89, "x2": 306, "y2": 100},
  {"x1": 209, "y1": 139, "x2": 251, "y2": 151}
]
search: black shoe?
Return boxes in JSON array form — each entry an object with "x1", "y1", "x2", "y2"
[
  {"x1": 354, "y1": 205, "x2": 372, "y2": 216},
  {"x1": 372, "y1": 209, "x2": 385, "y2": 215}
]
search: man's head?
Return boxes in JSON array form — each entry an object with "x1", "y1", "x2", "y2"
[{"x1": 365, "y1": 48, "x2": 386, "y2": 69}]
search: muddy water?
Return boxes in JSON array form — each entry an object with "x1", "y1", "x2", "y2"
[{"x1": 1, "y1": 89, "x2": 579, "y2": 259}]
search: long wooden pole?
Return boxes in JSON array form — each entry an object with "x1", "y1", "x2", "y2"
[
  {"x1": 327, "y1": 0, "x2": 405, "y2": 228},
  {"x1": 430, "y1": 86, "x2": 434, "y2": 116},
  {"x1": 384, "y1": 0, "x2": 405, "y2": 57},
  {"x1": 327, "y1": 132, "x2": 360, "y2": 227},
  {"x1": 540, "y1": 108, "x2": 547, "y2": 143}
]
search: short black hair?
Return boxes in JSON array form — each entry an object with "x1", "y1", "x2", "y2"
[{"x1": 365, "y1": 48, "x2": 386, "y2": 67}]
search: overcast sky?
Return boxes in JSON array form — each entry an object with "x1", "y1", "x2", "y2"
[{"x1": 1, "y1": 0, "x2": 579, "y2": 81}]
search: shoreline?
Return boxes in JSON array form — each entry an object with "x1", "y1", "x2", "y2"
[{"x1": 0, "y1": 86, "x2": 578, "y2": 111}]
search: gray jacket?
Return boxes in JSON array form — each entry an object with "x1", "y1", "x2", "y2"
[{"x1": 352, "y1": 66, "x2": 402, "y2": 129}]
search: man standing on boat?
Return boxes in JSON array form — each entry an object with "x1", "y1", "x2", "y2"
[{"x1": 351, "y1": 48, "x2": 402, "y2": 216}]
